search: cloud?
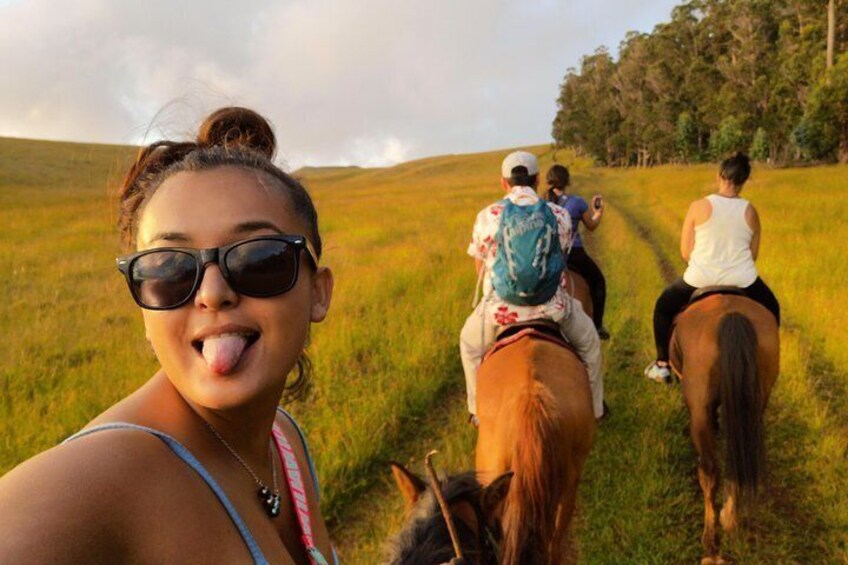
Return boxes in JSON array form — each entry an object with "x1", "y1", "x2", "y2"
[{"x1": 0, "y1": 0, "x2": 680, "y2": 167}]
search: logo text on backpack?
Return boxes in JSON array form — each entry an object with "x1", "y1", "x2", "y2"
[{"x1": 492, "y1": 199, "x2": 564, "y2": 306}]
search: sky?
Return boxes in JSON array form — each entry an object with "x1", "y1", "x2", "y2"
[{"x1": 0, "y1": 0, "x2": 681, "y2": 169}]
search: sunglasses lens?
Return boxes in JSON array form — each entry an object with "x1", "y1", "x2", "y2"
[
  {"x1": 131, "y1": 251, "x2": 198, "y2": 308},
  {"x1": 225, "y1": 239, "x2": 299, "y2": 296}
]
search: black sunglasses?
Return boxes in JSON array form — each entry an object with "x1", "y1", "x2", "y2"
[{"x1": 116, "y1": 235, "x2": 318, "y2": 310}]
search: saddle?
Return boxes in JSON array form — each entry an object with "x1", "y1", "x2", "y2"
[
  {"x1": 671, "y1": 286, "x2": 747, "y2": 382},
  {"x1": 484, "y1": 320, "x2": 579, "y2": 362},
  {"x1": 688, "y1": 285, "x2": 745, "y2": 306}
]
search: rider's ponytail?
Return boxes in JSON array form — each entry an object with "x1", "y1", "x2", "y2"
[{"x1": 545, "y1": 165, "x2": 570, "y2": 202}]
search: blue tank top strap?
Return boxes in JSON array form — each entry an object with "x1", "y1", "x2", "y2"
[{"x1": 63, "y1": 423, "x2": 269, "y2": 565}]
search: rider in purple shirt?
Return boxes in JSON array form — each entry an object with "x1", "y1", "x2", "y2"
[
  {"x1": 546, "y1": 164, "x2": 609, "y2": 340},
  {"x1": 560, "y1": 194, "x2": 589, "y2": 247}
]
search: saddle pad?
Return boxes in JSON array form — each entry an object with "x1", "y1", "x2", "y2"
[{"x1": 483, "y1": 327, "x2": 578, "y2": 363}]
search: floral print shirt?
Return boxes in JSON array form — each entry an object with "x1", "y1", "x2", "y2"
[{"x1": 467, "y1": 186, "x2": 574, "y2": 326}]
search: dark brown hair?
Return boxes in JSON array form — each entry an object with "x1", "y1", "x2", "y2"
[
  {"x1": 118, "y1": 107, "x2": 321, "y2": 258},
  {"x1": 505, "y1": 167, "x2": 538, "y2": 188},
  {"x1": 118, "y1": 106, "x2": 320, "y2": 402},
  {"x1": 545, "y1": 164, "x2": 570, "y2": 202},
  {"x1": 719, "y1": 152, "x2": 751, "y2": 187}
]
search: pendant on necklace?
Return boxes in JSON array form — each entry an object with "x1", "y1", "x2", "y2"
[{"x1": 258, "y1": 486, "x2": 281, "y2": 518}]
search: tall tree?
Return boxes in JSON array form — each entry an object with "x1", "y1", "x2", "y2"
[
  {"x1": 797, "y1": 53, "x2": 848, "y2": 161},
  {"x1": 827, "y1": 0, "x2": 836, "y2": 68},
  {"x1": 551, "y1": 0, "x2": 848, "y2": 164}
]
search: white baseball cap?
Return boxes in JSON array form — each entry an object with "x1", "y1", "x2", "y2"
[{"x1": 501, "y1": 151, "x2": 539, "y2": 178}]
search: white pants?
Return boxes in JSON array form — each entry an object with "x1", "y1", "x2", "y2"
[{"x1": 459, "y1": 297, "x2": 604, "y2": 418}]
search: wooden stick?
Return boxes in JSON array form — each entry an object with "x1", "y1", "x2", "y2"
[{"x1": 424, "y1": 450, "x2": 465, "y2": 562}]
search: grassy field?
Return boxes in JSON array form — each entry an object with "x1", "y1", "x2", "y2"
[{"x1": 1, "y1": 136, "x2": 846, "y2": 563}]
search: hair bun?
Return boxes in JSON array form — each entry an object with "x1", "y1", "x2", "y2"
[{"x1": 197, "y1": 107, "x2": 276, "y2": 159}]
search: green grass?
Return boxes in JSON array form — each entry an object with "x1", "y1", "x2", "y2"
[{"x1": 1, "y1": 136, "x2": 846, "y2": 562}]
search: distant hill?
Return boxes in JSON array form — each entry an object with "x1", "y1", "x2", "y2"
[{"x1": 0, "y1": 137, "x2": 135, "y2": 194}]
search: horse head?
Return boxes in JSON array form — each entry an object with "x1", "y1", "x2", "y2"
[{"x1": 382, "y1": 462, "x2": 512, "y2": 565}]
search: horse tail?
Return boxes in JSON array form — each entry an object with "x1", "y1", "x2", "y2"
[
  {"x1": 501, "y1": 380, "x2": 566, "y2": 565},
  {"x1": 718, "y1": 312, "x2": 764, "y2": 499}
]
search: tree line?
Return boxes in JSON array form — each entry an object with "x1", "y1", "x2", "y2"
[{"x1": 552, "y1": 0, "x2": 848, "y2": 166}]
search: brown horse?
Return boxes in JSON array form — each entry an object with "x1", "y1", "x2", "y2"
[
  {"x1": 386, "y1": 464, "x2": 512, "y2": 565},
  {"x1": 475, "y1": 326, "x2": 596, "y2": 564},
  {"x1": 669, "y1": 293, "x2": 779, "y2": 564},
  {"x1": 565, "y1": 269, "x2": 593, "y2": 321}
]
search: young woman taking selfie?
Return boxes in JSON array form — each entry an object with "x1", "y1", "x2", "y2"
[{"x1": 0, "y1": 107, "x2": 338, "y2": 564}]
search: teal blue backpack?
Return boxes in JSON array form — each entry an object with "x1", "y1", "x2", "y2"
[{"x1": 492, "y1": 199, "x2": 564, "y2": 306}]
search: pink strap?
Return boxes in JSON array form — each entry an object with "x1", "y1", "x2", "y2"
[{"x1": 271, "y1": 425, "x2": 327, "y2": 565}]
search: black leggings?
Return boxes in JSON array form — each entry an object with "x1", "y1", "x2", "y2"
[
  {"x1": 652, "y1": 277, "x2": 780, "y2": 361},
  {"x1": 567, "y1": 247, "x2": 606, "y2": 329}
]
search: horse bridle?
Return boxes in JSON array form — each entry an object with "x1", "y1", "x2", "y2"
[{"x1": 425, "y1": 452, "x2": 500, "y2": 565}]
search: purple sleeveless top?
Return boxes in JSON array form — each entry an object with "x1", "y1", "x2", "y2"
[{"x1": 554, "y1": 194, "x2": 588, "y2": 248}]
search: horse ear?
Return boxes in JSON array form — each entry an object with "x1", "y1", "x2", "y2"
[
  {"x1": 389, "y1": 461, "x2": 427, "y2": 508},
  {"x1": 479, "y1": 472, "x2": 513, "y2": 518}
]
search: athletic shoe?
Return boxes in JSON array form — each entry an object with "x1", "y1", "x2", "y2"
[
  {"x1": 644, "y1": 361, "x2": 671, "y2": 383},
  {"x1": 597, "y1": 326, "x2": 611, "y2": 340},
  {"x1": 468, "y1": 414, "x2": 479, "y2": 428}
]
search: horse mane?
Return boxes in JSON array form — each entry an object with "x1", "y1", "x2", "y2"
[
  {"x1": 501, "y1": 380, "x2": 567, "y2": 565},
  {"x1": 382, "y1": 473, "x2": 484, "y2": 565}
]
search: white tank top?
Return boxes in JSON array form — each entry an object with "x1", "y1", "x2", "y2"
[{"x1": 683, "y1": 194, "x2": 758, "y2": 288}]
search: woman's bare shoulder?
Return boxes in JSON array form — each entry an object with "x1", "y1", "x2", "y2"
[
  {"x1": 0, "y1": 427, "x2": 167, "y2": 561},
  {"x1": 688, "y1": 197, "x2": 713, "y2": 223},
  {"x1": 691, "y1": 196, "x2": 712, "y2": 211}
]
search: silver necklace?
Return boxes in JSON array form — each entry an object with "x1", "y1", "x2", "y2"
[{"x1": 203, "y1": 419, "x2": 281, "y2": 518}]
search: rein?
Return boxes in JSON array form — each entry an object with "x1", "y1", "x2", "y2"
[
  {"x1": 424, "y1": 451, "x2": 500, "y2": 565},
  {"x1": 425, "y1": 451, "x2": 465, "y2": 562}
]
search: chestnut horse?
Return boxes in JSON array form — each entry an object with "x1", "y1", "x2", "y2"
[
  {"x1": 565, "y1": 269, "x2": 593, "y2": 321},
  {"x1": 385, "y1": 270, "x2": 597, "y2": 564},
  {"x1": 475, "y1": 325, "x2": 596, "y2": 564},
  {"x1": 669, "y1": 293, "x2": 779, "y2": 564}
]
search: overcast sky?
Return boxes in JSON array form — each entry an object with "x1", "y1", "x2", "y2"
[{"x1": 1, "y1": 0, "x2": 681, "y2": 168}]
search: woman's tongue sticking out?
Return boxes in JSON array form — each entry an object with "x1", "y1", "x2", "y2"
[{"x1": 202, "y1": 335, "x2": 250, "y2": 375}]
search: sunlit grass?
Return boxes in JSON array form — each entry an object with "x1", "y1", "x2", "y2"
[{"x1": 1, "y1": 136, "x2": 846, "y2": 562}]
